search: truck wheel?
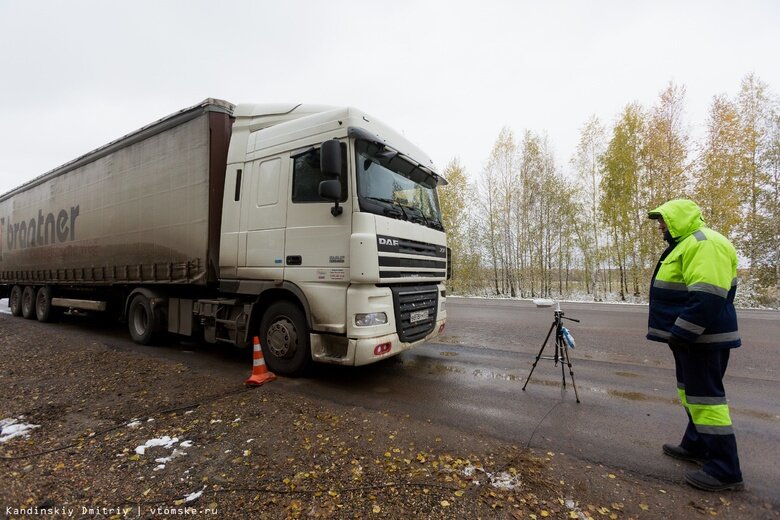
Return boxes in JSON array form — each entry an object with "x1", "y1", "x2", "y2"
[
  {"x1": 35, "y1": 286, "x2": 59, "y2": 323},
  {"x1": 259, "y1": 301, "x2": 311, "y2": 376},
  {"x1": 9, "y1": 285, "x2": 23, "y2": 316},
  {"x1": 128, "y1": 295, "x2": 160, "y2": 345},
  {"x1": 21, "y1": 286, "x2": 37, "y2": 319}
]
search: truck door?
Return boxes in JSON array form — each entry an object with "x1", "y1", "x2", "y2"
[
  {"x1": 284, "y1": 142, "x2": 350, "y2": 330},
  {"x1": 238, "y1": 156, "x2": 288, "y2": 279}
]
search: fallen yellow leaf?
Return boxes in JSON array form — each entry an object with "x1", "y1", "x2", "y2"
[
  {"x1": 441, "y1": 500, "x2": 450, "y2": 507},
  {"x1": 372, "y1": 505, "x2": 381, "y2": 513},
  {"x1": 639, "y1": 503, "x2": 649, "y2": 511}
]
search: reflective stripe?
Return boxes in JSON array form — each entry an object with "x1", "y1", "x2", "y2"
[
  {"x1": 688, "y1": 403, "x2": 732, "y2": 427},
  {"x1": 688, "y1": 282, "x2": 729, "y2": 298},
  {"x1": 675, "y1": 318, "x2": 705, "y2": 335},
  {"x1": 253, "y1": 358, "x2": 267, "y2": 367},
  {"x1": 693, "y1": 230, "x2": 707, "y2": 241},
  {"x1": 653, "y1": 280, "x2": 687, "y2": 291},
  {"x1": 649, "y1": 327, "x2": 672, "y2": 339},
  {"x1": 648, "y1": 327, "x2": 739, "y2": 344},
  {"x1": 687, "y1": 395, "x2": 728, "y2": 405},
  {"x1": 696, "y1": 331, "x2": 741, "y2": 343},
  {"x1": 696, "y1": 425, "x2": 735, "y2": 435}
]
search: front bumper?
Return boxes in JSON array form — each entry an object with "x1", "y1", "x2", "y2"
[{"x1": 310, "y1": 315, "x2": 446, "y2": 366}]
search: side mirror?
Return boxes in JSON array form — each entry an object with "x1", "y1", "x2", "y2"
[
  {"x1": 319, "y1": 179, "x2": 343, "y2": 216},
  {"x1": 320, "y1": 139, "x2": 342, "y2": 177}
]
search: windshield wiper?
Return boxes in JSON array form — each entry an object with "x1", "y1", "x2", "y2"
[
  {"x1": 402, "y1": 204, "x2": 430, "y2": 227},
  {"x1": 365, "y1": 197, "x2": 409, "y2": 221}
]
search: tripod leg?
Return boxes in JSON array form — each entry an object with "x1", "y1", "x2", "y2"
[
  {"x1": 522, "y1": 321, "x2": 556, "y2": 391},
  {"x1": 562, "y1": 344, "x2": 581, "y2": 403},
  {"x1": 557, "y1": 337, "x2": 567, "y2": 389}
]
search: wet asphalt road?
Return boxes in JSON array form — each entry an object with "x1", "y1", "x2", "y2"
[
  {"x1": 301, "y1": 298, "x2": 780, "y2": 504},
  {"x1": 1, "y1": 297, "x2": 779, "y2": 503}
]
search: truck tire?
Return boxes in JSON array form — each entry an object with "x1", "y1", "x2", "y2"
[
  {"x1": 128, "y1": 294, "x2": 160, "y2": 345},
  {"x1": 259, "y1": 301, "x2": 311, "y2": 377},
  {"x1": 9, "y1": 285, "x2": 23, "y2": 317},
  {"x1": 21, "y1": 286, "x2": 37, "y2": 319},
  {"x1": 35, "y1": 286, "x2": 59, "y2": 323}
]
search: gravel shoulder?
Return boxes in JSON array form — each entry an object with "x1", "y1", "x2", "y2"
[{"x1": 1, "y1": 315, "x2": 777, "y2": 519}]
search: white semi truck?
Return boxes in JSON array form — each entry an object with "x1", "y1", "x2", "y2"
[{"x1": 0, "y1": 99, "x2": 449, "y2": 375}]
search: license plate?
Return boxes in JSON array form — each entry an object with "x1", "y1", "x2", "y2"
[{"x1": 410, "y1": 310, "x2": 429, "y2": 324}]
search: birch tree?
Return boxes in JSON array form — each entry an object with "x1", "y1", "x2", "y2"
[
  {"x1": 693, "y1": 95, "x2": 743, "y2": 237},
  {"x1": 735, "y1": 73, "x2": 773, "y2": 275},
  {"x1": 440, "y1": 158, "x2": 481, "y2": 293},
  {"x1": 600, "y1": 103, "x2": 645, "y2": 299},
  {"x1": 571, "y1": 115, "x2": 606, "y2": 299},
  {"x1": 643, "y1": 82, "x2": 690, "y2": 208}
]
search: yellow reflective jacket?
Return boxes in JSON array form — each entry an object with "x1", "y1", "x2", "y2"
[{"x1": 647, "y1": 199, "x2": 741, "y2": 349}]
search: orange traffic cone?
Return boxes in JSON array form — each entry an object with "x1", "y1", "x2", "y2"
[{"x1": 245, "y1": 336, "x2": 277, "y2": 386}]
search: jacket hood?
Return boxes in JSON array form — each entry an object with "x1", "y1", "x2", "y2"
[{"x1": 647, "y1": 199, "x2": 705, "y2": 239}]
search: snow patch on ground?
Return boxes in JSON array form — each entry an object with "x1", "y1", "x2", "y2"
[
  {"x1": 134, "y1": 436, "x2": 193, "y2": 471},
  {"x1": 461, "y1": 464, "x2": 522, "y2": 490},
  {"x1": 0, "y1": 417, "x2": 41, "y2": 443},
  {"x1": 135, "y1": 436, "x2": 180, "y2": 455},
  {"x1": 184, "y1": 486, "x2": 206, "y2": 503}
]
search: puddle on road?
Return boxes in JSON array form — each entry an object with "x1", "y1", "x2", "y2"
[
  {"x1": 608, "y1": 389, "x2": 649, "y2": 401},
  {"x1": 405, "y1": 358, "x2": 521, "y2": 382},
  {"x1": 431, "y1": 335, "x2": 461, "y2": 345}
]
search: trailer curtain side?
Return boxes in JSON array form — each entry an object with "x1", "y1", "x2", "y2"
[{"x1": 0, "y1": 101, "x2": 233, "y2": 287}]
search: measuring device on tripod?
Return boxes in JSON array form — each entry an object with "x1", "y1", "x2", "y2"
[{"x1": 522, "y1": 300, "x2": 581, "y2": 403}]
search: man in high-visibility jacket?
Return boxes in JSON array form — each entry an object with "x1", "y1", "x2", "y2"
[{"x1": 647, "y1": 199, "x2": 743, "y2": 491}]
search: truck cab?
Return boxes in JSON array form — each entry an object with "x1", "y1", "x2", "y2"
[{"x1": 218, "y1": 104, "x2": 448, "y2": 374}]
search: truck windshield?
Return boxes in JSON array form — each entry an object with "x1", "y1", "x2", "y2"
[{"x1": 355, "y1": 140, "x2": 444, "y2": 231}]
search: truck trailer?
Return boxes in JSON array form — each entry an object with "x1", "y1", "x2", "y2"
[{"x1": 0, "y1": 99, "x2": 449, "y2": 375}]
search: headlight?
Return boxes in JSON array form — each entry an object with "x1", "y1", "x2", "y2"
[{"x1": 355, "y1": 312, "x2": 388, "y2": 327}]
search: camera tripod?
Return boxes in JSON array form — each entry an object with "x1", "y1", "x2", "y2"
[{"x1": 522, "y1": 303, "x2": 581, "y2": 403}]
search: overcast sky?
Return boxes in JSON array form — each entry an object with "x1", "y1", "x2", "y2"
[{"x1": 1, "y1": 0, "x2": 778, "y2": 196}]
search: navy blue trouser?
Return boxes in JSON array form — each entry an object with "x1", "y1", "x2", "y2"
[{"x1": 671, "y1": 346, "x2": 742, "y2": 483}]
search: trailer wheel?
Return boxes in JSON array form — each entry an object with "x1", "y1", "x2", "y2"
[
  {"x1": 259, "y1": 301, "x2": 311, "y2": 377},
  {"x1": 128, "y1": 294, "x2": 160, "y2": 345},
  {"x1": 9, "y1": 285, "x2": 23, "y2": 317},
  {"x1": 35, "y1": 286, "x2": 59, "y2": 323},
  {"x1": 21, "y1": 286, "x2": 37, "y2": 319}
]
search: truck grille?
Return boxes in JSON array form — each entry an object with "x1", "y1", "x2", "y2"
[
  {"x1": 390, "y1": 285, "x2": 438, "y2": 343},
  {"x1": 377, "y1": 235, "x2": 447, "y2": 281}
]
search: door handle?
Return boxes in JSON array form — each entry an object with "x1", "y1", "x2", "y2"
[{"x1": 286, "y1": 256, "x2": 302, "y2": 266}]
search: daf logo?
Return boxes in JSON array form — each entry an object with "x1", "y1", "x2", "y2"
[{"x1": 379, "y1": 237, "x2": 399, "y2": 247}]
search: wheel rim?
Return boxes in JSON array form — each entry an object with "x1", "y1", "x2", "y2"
[
  {"x1": 267, "y1": 317, "x2": 297, "y2": 359},
  {"x1": 132, "y1": 304, "x2": 149, "y2": 336}
]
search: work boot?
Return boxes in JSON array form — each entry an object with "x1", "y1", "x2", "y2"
[
  {"x1": 685, "y1": 470, "x2": 744, "y2": 491},
  {"x1": 662, "y1": 444, "x2": 707, "y2": 464}
]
